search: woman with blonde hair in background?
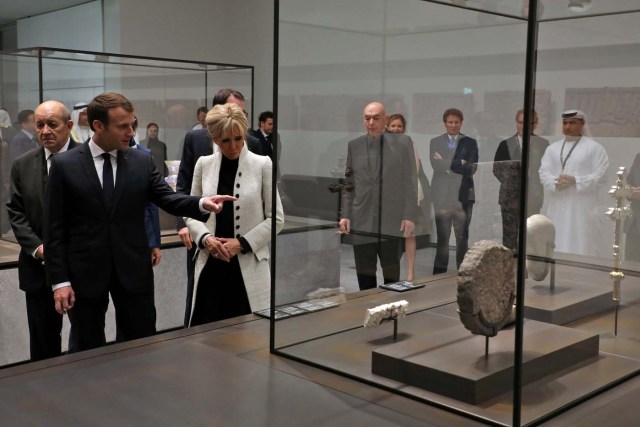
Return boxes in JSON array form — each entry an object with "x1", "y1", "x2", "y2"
[{"x1": 387, "y1": 113, "x2": 431, "y2": 281}]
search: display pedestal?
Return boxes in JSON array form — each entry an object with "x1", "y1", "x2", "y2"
[
  {"x1": 372, "y1": 320, "x2": 599, "y2": 404},
  {"x1": 524, "y1": 279, "x2": 615, "y2": 324}
]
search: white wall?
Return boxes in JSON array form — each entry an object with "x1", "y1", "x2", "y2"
[
  {"x1": 13, "y1": 1, "x2": 103, "y2": 112},
  {"x1": 104, "y1": 0, "x2": 274, "y2": 126},
  {"x1": 17, "y1": 1, "x2": 103, "y2": 51}
]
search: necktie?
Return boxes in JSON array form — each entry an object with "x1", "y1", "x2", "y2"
[
  {"x1": 448, "y1": 136, "x2": 456, "y2": 151},
  {"x1": 47, "y1": 153, "x2": 54, "y2": 173},
  {"x1": 102, "y1": 153, "x2": 114, "y2": 208}
]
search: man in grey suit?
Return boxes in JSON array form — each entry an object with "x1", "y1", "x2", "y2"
[
  {"x1": 339, "y1": 102, "x2": 417, "y2": 290},
  {"x1": 493, "y1": 109, "x2": 548, "y2": 250},
  {"x1": 7, "y1": 100, "x2": 79, "y2": 361}
]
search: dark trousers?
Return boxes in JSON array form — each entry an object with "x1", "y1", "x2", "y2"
[
  {"x1": 67, "y1": 274, "x2": 156, "y2": 353},
  {"x1": 183, "y1": 245, "x2": 197, "y2": 327},
  {"x1": 433, "y1": 204, "x2": 473, "y2": 274},
  {"x1": 501, "y1": 204, "x2": 518, "y2": 251},
  {"x1": 353, "y1": 237, "x2": 403, "y2": 290},
  {"x1": 25, "y1": 286, "x2": 63, "y2": 361}
]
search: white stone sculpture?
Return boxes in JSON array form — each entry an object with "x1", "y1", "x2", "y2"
[
  {"x1": 363, "y1": 300, "x2": 408, "y2": 328},
  {"x1": 526, "y1": 214, "x2": 556, "y2": 281}
]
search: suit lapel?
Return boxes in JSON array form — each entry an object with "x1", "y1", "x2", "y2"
[
  {"x1": 452, "y1": 136, "x2": 463, "y2": 159},
  {"x1": 507, "y1": 135, "x2": 521, "y2": 160},
  {"x1": 33, "y1": 148, "x2": 46, "y2": 199},
  {"x1": 439, "y1": 135, "x2": 453, "y2": 160},
  {"x1": 78, "y1": 144, "x2": 108, "y2": 209}
]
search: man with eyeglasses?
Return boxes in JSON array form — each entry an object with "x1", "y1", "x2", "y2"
[
  {"x1": 493, "y1": 109, "x2": 548, "y2": 250},
  {"x1": 339, "y1": 101, "x2": 417, "y2": 290},
  {"x1": 539, "y1": 109, "x2": 609, "y2": 257}
]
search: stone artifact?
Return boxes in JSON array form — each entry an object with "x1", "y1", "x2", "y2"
[
  {"x1": 457, "y1": 240, "x2": 515, "y2": 337},
  {"x1": 526, "y1": 214, "x2": 556, "y2": 281},
  {"x1": 363, "y1": 300, "x2": 408, "y2": 328},
  {"x1": 307, "y1": 287, "x2": 347, "y2": 304}
]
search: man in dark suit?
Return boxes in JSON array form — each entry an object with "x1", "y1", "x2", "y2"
[
  {"x1": 250, "y1": 110, "x2": 281, "y2": 163},
  {"x1": 176, "y1": 88, "x2": 261, "y2": 326},
  {"x1": 141, "y1": 122, "x2": 168, "y2": 177},
  {"x1": 339, "y1": 102, "x2": 417, "y2": 290},
  {"x1": 44, "y1": 92, "x2": 233, "y2": 352},
  {"x1": 7, "y1": 100, "x2": 79, "y2": 361},
  {"x1": 430, "y1": 108, "x2": 478, "y2": 274},
  {"x1": 131, "y1": 119, "x2": 162, "y2": 267},
  {"x1": 9, "y1": 109, "x2": 39, "y2": 163},
  {"x1": 493, "y1": 109, "x2": 548, "y2": 250}
]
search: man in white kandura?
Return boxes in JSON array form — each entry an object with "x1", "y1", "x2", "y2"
[{"x1": 539, "y1": 109, "x2": 609, "y2": 257}]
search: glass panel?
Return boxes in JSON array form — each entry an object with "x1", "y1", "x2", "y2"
[
  {"x1": 0, "y1": 47, "x2": 252, "y2": 366},
  {"x1": 0, "y1": 50, "x2": 40, "y2": 239},
  {"x1": 274, "y1": 0, "x2": 527, "y2": 424},
  {"x1": 36, "y1": 51, "x2": 252, "y2": 236},
  {"x1": 539, "y1": 0, "x2": 640, "y2": 21},
  {"x1": 520, "y1": 5, "x2": 640, "y2": 424}
]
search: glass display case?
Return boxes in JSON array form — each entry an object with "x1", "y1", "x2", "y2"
[
  {"x1": 0, "y1": 47, "x2": 253, "y2": 241},
  {"x1": 271, "y1": 1, "x2": 640, "y2": 425},
  {"x1": 0, "y1": 47, "x2": 253, "y2": 367}
]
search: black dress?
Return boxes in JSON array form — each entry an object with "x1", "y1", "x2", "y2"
[{"x1": 190, "y1": 155, "x2": 251, "y2": 326}]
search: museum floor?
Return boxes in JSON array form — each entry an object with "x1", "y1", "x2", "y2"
[{"x1": 2, "y1": 246, "x2": 640, "y2": 426}]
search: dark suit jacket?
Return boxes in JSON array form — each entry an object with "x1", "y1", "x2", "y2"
[
  {"x1": 341, "y1": 133, "x2": 417, "y2": 239},
  {"x1": 44, "y1": 144, "x2": 208, "y2": 298},
  {"x1": 430, "y1": 134, "x2": 478, "y2": 209},
  {"x1": 133, "y1": 143, "x2": 161, "y2": 249},
  {"x1": 175, "y1": 128, "x2": 261, "y2": 229},
  {"x1": 141, "y1": 138, "x2": 168, "y2": 177},
  {"x1": 9, "y1": 131, "x2": 39, "y2": 163},
  {"x1": 493, "y1": 134, "x2": 547, "y2": 215},
  {"x1": 7, "y1": 139, "x2": 79, "y2": 292},
  {"x1": 249, "y1": 129, "x2": 281, "y2": 162}
]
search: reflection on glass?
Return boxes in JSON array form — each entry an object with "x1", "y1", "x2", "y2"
[{"x1": 0, "y1": 48, "x2": 253, "y2": 366}]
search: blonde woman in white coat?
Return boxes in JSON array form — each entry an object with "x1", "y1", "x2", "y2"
[{"x1": 186, "y1": 103, "x2": 284, "y2": 326}]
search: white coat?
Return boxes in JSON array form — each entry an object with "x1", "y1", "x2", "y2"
[{"x1": 186, "y1": 143, "x2": 284, "y2": 321}]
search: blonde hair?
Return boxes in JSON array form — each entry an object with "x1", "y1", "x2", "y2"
[{"x1": 205, "y1": 103, "x2": 248, "y2": 140}]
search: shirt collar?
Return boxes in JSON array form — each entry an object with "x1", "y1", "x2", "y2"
[
  {"x1": 21, "y1": 129, "x2": 34, "y2": 139},
  {"x1": 44, "y1": 138, "x2": 71, "y2": 159},
  {"x1": 88, "y1": 138, "x2": 117, "y2": 158},
  {"x1": 447, "y1": 134, "x2": 459, "y2": 140}
]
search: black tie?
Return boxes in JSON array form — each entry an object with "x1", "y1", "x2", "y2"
[{"x1": 102, "y1": 153, "x2": 114, "y2": 209}]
